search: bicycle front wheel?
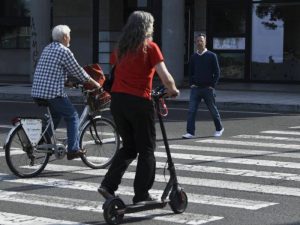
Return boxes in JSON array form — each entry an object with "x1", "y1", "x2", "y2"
[
  {"x1": 5, "y1": 125, "x2": 51, "y2": 178},
  {"x1": 80, "y1": 117, "x2": 120, "y2": 169}
]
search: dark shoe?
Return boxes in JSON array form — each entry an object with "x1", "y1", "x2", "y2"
[
  {"x1": 67, "y1": 149, "x2": 87, "y2": 160},
  {"x1": 98, "y1": 186, "x2": 115, "y2": 199},
  {"x1": 133, "y1": 194, "x2": 158, "y2": 205}
]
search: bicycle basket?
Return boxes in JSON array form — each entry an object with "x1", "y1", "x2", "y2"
[{"x1": 87, "y1": 89, "x2": 111, "y2": 111}]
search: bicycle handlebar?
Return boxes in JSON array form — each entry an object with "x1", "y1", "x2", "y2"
[{"x1": 66, "y1": 82, "x2": 102, "y2": 94}]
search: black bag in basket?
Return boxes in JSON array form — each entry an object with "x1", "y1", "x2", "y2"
[{"x1": 103, "y1": 66, "x2": 115, "y2": 93}]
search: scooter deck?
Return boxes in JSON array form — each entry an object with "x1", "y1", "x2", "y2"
[{"x1": 117, "y1": 200, "x2": 168, "y2": 215}]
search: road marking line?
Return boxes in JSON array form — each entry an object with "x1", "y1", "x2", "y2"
[
  {"x1": 35, "y1": 165, "x2": 300, "y2": 198},
  {"x1": 6, "y1": 162, "x2": 300, "y2": 197},
  {"x1": 0, "y1": 172, "x2": 276, "y2": 210},
  {"x1": 233, "y1": 134, "x2": 300, "y2": 142},
  {"x1": 0, "y1": 211, "x2": 87, "y2": 225},
  {"x1": 0, "y1": 124, "x2": 13, "y2": 129},
  {"x1": 261, "y1": 130, "x2": 300, "y2": 136},
  {"x1": 81, "y1": 156, "x2": 300, "y2": 183},
  {"x1": 289, "y1": 126, "x2": 300, "y2": 129},
  {"x1": 160, "y1": 144, "x2": 300, "y2": 159},
  {"x1": 154, "y1": 151, "x2": 300, "y2": 169},
  {"x1": 4, "y1": 147, "x2": 300, "y2": 180},
  {"x1": 0, "y1": 190, "x2": 223, "y2": 224},
  {"x1": 197, "y1": 139, "x2": 300, "y2": 149},
  {"x1": 167, "y1": 107, "x2": 281, "y2": 115}
]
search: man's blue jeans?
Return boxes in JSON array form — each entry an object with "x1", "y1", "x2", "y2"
[
  {"x1": 48, "y1": 97, "x2": 80, "y2": 152},
  {"x1": 186, "y1": 87, "x2": 223, "y2": 135}
]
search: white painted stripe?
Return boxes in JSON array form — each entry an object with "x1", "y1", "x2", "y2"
[
  {"x1": 6, "y1": 146, "x2": 300, "y2": 180},
  {"x1": 0, "y1": 172, "x2": 276, "y2": 210},
  {"x1": 0, "y1": 124, "x2": 13, "y2": 129},
  {"x1": 234, "y1": 134, "x2": 300, "y2": 142},
  {"x1": 161, "y1": 144, "x2": 275, "y2": 155},
  {"x1": 197, "y1": 139, "x2": 300, "y2": 149},
  {"x1": 0, "y1": 211, "x2": 87, "y2": 225},
  {"x1": 2, "y1": 144, "x2": 300, "y2": 162},
  {"x1": 167, "y1": 107, "x2": 280, "y2": 115},
  {"x1": 290, "y1": 126, "x2": 300, "y2": 129},
  {"x1": 77, "y1": 157, "x2": 300, "y2": 183},
  {"x1": 34, "y1": 165, "x2": 300, "y2": 198},
  {"x1": 155, "y1": 151, "x2": 300, "y2": 170},
  {"x1": 262, "y1": 130, "x2": 300, "y2": 136},
  {"x1": 0, "y1": 190, "x2": 221, "y2": 225},
  {"x1": 0, "y1": 148, "x2": 24, "y2": 157},
  {"x1": 7, "y1": 162, "x2": 300, "y2": 197},
  {"x1": 160, "y1": 144, "x2": 300, "y2": 159},
  {"x1": 71, "y1": 149, "x2": 300, "y2": 170},
  {"x1": 156, "y1": 161, "x2": 300, "y2": 182}
]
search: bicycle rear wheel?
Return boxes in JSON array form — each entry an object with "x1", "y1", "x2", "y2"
[
  {"x1": 5, "y1": 125, "x2": 50, "y2": 178},
  {"x1": 80, "y1": 117, "x2": 120, "y2": 169}
]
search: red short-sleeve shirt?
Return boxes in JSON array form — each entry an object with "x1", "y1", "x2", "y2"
[{"x1": 110, "y1": 40, "x2": 164, "y2": 100}]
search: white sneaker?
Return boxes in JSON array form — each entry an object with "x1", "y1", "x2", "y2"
[
  {"x1": 182, "y1": 133, "x2": 194, "y2": 139},
  {"x1": 214, "y1": 128, "x2": 224, "y2": 137}
]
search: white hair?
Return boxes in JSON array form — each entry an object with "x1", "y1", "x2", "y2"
[{"x1": 52, "y1": 25, "x2": 71, "y2": 42}]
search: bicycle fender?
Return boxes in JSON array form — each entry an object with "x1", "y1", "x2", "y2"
[
  {"x1": 79, "y1": 115, "x2": 102, "y2": 134},
  {"x1": 3, "y1": 124, "x2": 21, "y2": 150}
]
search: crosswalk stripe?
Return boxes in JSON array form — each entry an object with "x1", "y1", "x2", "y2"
[
  {"x1": 0, "y1": 125, "x2": 13, "y2": 129},
  {"x1": 161, "y1": 144, "x2": 300, "y2": 159},
  {"x1": 0, "y1": 212, "x2": 87, "y2": 225},
  {"x1": 0, "y1": 172, "x2": 276, "y2": 210},
  {"x1": 7, "y1": 144, "x2": 300, "y2": 171},
  {"x1": 261, "y1": 130, "x2": 300, "y2": 136},
  {"x1": 154, "y1": 151, "x2": 300, "y2": 170},
  {"x1": 4, "y1": 147, "x2": 300, "y2": 181},
  {"x1": 233, "y1": 134, "x2": 300, "y2": 142},
  {"x1": 197, "y1": 139, "x2": 300, "y2": 149},
  {"x1": 5, "y1": 163, "x2": 300, "y2": 198},
  {"x1": 0, "y1": 190, "x2": 221, "y2": 225},
  {"x1": 160, "y1": 144, "x2": 276, "y2": 155},
  {"x1": 40, "y1": 165, "x2": 300, "y2": 198},
  {"x1": 156, "y1": 161, "x2": 300, "y2": 182},
  {"x1": 289, "y1": 126, "x2": 300, "y2": 129}
]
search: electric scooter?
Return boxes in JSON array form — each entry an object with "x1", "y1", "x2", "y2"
[{"x1": 102, "y1": 86, "x2": 188, "y2": 225}]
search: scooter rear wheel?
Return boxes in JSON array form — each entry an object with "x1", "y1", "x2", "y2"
[
  {"x1": 103, "y1": 198, "x2": 125, "y2": 225},
  {"x1": 169, "y1": 189, "x2": 188, "y2": 214}
]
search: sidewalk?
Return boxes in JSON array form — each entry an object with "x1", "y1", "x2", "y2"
[{"x1": 1, "y1": 82, "x2": 300, "y2": 113}]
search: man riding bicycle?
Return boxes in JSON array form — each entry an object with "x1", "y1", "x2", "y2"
[{"x1": 31, "y1": 24, "x2": 101, "y2": 160}]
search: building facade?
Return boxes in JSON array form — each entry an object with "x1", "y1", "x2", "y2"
[{"x1": 0, "y1": 0, "x2": 300, "y2": 85}]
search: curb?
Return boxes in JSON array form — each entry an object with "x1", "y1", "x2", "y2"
[
  {"x1": 2, "y1": 93, "x2": 300, "y2": 113},
  {"x1": 167, "y1": 99, "x2": 300, "y2": 113}
]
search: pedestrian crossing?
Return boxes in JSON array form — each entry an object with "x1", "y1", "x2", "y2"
[{"x1": 1, "y1": 126, "x2": 300, "y2": 224}]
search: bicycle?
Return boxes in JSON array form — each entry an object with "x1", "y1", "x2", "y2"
[{"x1": 3, "y1": 85, "x2": 120, "y2": 178}]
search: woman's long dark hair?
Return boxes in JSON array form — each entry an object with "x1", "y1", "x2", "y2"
[{"x1": 117, "y1": 11, "x2": 154, "y2": 61}]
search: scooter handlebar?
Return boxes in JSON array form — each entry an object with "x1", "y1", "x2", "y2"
[{"x1": 152, "y1": 85, "x2": 167, "y2": 100}]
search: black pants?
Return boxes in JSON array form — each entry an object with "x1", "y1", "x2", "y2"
[{"x1": 101, "y1": 93, "x2": 156, "y2": 202}]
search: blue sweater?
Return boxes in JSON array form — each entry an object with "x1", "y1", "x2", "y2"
[{"x1": 189, "y1": 50, "x2": 220, "y2": 88}]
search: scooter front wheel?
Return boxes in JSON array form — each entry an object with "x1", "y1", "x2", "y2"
[
  {"x1": 169, "y1": 189, "x2": 188, "y2": 214},
  {"x1": 103, "y1": 198, "x2": 125, "y2": 225}
]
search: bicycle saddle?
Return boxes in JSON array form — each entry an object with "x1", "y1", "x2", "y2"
[{"x1": 33, "y1": 98, "x2": 49, "y2": 107}]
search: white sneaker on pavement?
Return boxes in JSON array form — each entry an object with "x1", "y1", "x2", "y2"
[
  {"x1": 214, "y1": 128, "x2": 224, "y2": 137},
  {"x1": 182, "y1": 133, "x2": 194, "y2": 139}
]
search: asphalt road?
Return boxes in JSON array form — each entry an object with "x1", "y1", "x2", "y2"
[{"x1": 1, "y1": 100, "x2": 300, "y2": 225}]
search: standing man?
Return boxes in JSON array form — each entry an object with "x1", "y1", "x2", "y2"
[
  {"x1": 31, "y1": 25, "x2": 101, "y2": 160},
  {"x1": 182, "y1": 33, "x2": 224, "y2": 139}
]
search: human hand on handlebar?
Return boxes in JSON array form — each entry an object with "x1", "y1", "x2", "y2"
[{"x1": 165, "y1": 87, "x2": 180, "y2": 98}]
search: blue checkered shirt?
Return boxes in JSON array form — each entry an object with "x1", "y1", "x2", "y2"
[{"x1": 31, "y1": 42, "x2": 90, "y2": 99}]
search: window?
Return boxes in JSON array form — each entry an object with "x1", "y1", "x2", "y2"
[
  {"x1": 207, "y1": 1, "x2": 247, "y2": 80},
  {"x1": 0, "y1": 0, "x2": 31, "y2": 49},
  {"x1": 251, "y1": 2, "x2": 300, "y2": 81}
]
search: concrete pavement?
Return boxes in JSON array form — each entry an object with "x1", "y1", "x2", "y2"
[{"x1": 1, "y1": 82, "x2": 300, "y2": 113}]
